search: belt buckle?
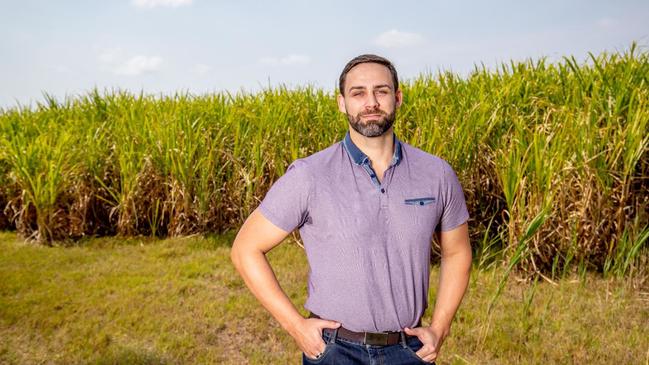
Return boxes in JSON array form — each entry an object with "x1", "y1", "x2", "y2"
[{"x1": 363, "y1": 332, "x2": 389, "y2": 346}]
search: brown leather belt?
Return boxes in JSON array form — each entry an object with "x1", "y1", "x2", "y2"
[{"x1": 309, "y1": 312, "x2": 421, "y2": 346}]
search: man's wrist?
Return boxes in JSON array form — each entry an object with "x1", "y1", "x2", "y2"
[
  {"x1": 428, "y1": 321, "x2": 451, "y2": 339},
  {"x1": 282, "y1": 313, "x2": 306, "y2": 336}
]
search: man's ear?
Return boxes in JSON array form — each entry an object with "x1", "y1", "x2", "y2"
[
  {"x1": 337, "y1": 93, "x2": 347, "y2": 114},
  {"x1": 395, "y1": 88, "x2": 403, "y2": 109}
]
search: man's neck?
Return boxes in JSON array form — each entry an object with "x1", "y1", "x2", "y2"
[{"x1": 348, "y1": 127, "x2": 395, "y2": 168}]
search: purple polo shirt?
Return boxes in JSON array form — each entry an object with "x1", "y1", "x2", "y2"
[{"x1": 258, "y1": 130, "x2": 469, "y2": 332}]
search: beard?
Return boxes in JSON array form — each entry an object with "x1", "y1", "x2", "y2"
[{"x1": 347, "y1": 108, "x2": 396, "y2": 137}]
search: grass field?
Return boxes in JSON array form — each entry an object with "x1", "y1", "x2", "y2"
[{"x1": 1, "y1": 231, "x2": 647, "y2": 365}]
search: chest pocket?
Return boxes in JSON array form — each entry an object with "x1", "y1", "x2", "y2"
[{"x1": 395, "y1": 195, "x2": 439, "y2": 242}]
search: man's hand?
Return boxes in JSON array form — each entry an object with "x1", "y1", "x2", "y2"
[
  {"x1": 403, "y1": 325, "x2": 448, "y2": 363},
  {"x1": 289, "y1": 317, "x2": 341, "y2": 360}
]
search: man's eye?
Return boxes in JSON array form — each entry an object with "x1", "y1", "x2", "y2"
[
  {"x1": 377, "y1": 90, "x2": 389, "y2": 95},
  {"x1": 352, "y1": 92, "x2": 363, "y2": 97}
]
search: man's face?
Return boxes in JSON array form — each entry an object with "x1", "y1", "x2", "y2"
[{"x1": 337, "y1": 62, "x2": 402, "y2": 138}]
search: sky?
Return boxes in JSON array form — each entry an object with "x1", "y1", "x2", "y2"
[{"x1": 1, "y1": 0, "x2": 648, "y2": 109}]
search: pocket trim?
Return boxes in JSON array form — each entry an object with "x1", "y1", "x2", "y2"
[{"x1": 404, "y1": 197, "x2": 436, "y2": 206}]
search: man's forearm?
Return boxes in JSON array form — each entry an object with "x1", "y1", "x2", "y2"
[
  {"x1": 429, "y1": 244, "x2": 472, "y2": 333},
  {"x1": 231, "y1": 247, "x2": 304, "y2": 333}
]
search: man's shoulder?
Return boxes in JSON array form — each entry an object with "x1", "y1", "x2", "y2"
[
  {"x1": 400, "y1": 140, "x2": 453, "y2": 172},
  {"x1": 283, "y1": 140, "x2": 342, "y2": 178}
]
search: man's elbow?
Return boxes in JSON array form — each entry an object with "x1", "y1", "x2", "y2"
[
  {"x1": 231, "y1": 236, "x2": 264, "y2": 273},
  {"x1": 230, "y1": 239, "x2": 244, "y2": 272}
]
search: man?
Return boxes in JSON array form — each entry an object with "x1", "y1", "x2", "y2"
[{"x1": 231, "y1": 54, "x2": 471, "y2": 364}]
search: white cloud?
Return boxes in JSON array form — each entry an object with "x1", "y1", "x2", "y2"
[
  {"x1": 259, "y1": 54, "x2": 311, "y2": 66},
  {"x1": 373, "y1": 29, "x2": 425, "y2": 48},
  {"x1": 114, "y1": 56, "x2": 163, "y2": 76},
  {"x1": 96, "y1": 48, "x2": 163, "y2": 76},
  {"x1": 132, "y1": 0, "x2": 192, "y2": 9},
  {"x1": 281, "y1": 54, "x2": 311, "y2": 65}
]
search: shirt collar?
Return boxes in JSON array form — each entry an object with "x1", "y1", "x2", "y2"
[{"x1": 342, "y1": 129, "x2": 402, "y2": 167}]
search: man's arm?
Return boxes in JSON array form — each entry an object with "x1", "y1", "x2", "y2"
[
  {"x1": 230, "y1": 208, "x2": 340, "y2": 359},
  {"x1": 404, "y1": 222, "x2": 471, "y2": 363}
]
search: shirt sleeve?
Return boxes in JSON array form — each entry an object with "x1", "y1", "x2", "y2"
[
  {"x1": 257, "y1": 158, "x2": 312, "y2": 233},
  {"x1": 438, "y1": 161, "x2": 470, "y2": 232}
]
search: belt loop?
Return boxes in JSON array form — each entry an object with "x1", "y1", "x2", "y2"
[
  {"x1": 329, "y1": 327, "x2": 339, "y2": 344},
  {"x1": 399, "y1": 331, "x2": 407, "y2": 348}
]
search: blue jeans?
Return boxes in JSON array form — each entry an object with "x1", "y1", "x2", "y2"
[{"x1": 302, "y1": 328, "x2": 436, "y2": 365}]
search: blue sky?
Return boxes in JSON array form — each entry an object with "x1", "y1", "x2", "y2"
[{"x1": 1, "y1": 0, "x2": 648, "y2": 108}]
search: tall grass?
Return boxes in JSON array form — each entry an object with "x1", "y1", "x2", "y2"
[{"x1": 0, "y1": 44, "x2": 647, "y2": 278}]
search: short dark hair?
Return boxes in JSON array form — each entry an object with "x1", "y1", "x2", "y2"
[{"x1": 338, "y1": 54, "x2": 399, "y2": 96}]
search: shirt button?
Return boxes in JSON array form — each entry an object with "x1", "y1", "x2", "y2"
[{"x1": 380, "y1": 188, "x2": 385, "y2": 193}]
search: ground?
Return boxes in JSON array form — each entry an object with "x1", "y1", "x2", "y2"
[{"x1": 0, "y1": 231, "x2": 647, "y2": 364}]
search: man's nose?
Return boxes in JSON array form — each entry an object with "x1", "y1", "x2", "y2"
[{"x1": 365, "y1": 93, "x2": 379, "y2": 108}]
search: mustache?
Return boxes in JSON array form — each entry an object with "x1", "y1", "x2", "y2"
[{"x1": 359, "y1": 109, "x2": 386, "y2": 116}]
